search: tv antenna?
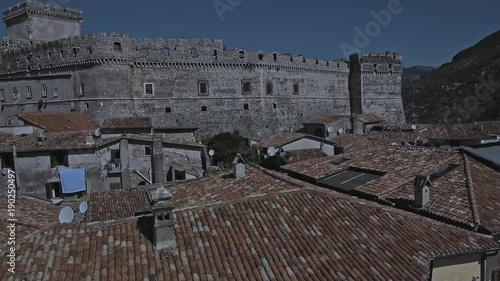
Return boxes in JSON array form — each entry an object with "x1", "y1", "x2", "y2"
[
  {"x1": 93, "y1": 127, "x2": 102, "y2": 138},
  {"x1": 79, "y1": 201, "x2": 88, "y2": 213},
  {"x1": 267, "y1": 147, "x2": 277, "y2": 157},
  {"x1": 58, "y1": 207, "x2": 74, "y2": 224}
]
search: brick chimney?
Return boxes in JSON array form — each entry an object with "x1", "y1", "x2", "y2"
[
  {"x1": 147, "y1": 185, "x2": 176, "y2": 250},
  {"x1": 414, "y1": 175, "x2": 431, "y2": 208}
]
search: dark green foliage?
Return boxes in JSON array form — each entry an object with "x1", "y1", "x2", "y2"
[
  {"x1": 403, "y1": 30, "x2": 500, "y2": 124},
  {"x1": 201, "y1": 131, "x2": 258, "y2": 166}
]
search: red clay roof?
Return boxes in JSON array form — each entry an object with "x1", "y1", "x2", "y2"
[
  {"x1": 260, "y1": 131, "x2": 307, "y2": 148},
  {"x1": 0, "y1": 196, "x2": 60, "y2": 242},
  {"x1": 2, "y1": 166, "x2": 498, "y2": 280},
  {"x1": 304, "y1": 115, "x2": 349, "y2": 125},
  {"x1": 102, "y1": 117, "x2": 152, "y2": 129},
  {"x1": 18, "y1": 112, "x2": 96, "y2": 132},
  {"x1": 86, "y1": 188, "x2": 151, "y2": 223},
  {"x1": 282, "y1": 145, "x2": 500, "y2": 234},
  {"x1": 356, "y1": 114, "x2": 384, "y2": 124}
]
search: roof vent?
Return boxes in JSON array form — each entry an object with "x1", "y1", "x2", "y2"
[{"x1": 414, "y1": 175, "x2": 431, "y2": 208}]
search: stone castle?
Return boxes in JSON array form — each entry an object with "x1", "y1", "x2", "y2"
[{"x1": 0, "y1": 1, "x2": 405, "y2": 139}]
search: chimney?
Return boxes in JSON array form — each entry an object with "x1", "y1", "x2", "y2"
[
  {"x1": 147, "y1": 185, "x2": 176, "y2": 250},
  {"x1": 37, "y1": 131, "x2": 44, "y2": 146},
  {"x1": 235, "y1": 163, "x2": 246, "y2": 179},
  {"x1": 414, "y1": 175, "x2": 431, "y2": 208},
  {"x1": 85, "y1": 133, "x2": 94, "y2": 145}
]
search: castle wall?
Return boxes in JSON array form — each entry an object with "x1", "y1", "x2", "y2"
[{"x1": 0, "y1": 32, "x2": 403, "y2": 139}]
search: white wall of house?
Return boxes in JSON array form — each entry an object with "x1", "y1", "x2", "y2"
[
  {"x1": 281, "y1": 138, "x2": 335, "y2": 156},
  {"x1": 432, "y1": 253, "x2": 482, "y2": 281}
]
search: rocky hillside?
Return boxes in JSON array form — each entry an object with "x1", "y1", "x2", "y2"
[
  {"x1": 402, "y1": 66, "x2": 436, "y2": 85},
  {"x1": 402, "y1": 30, "x2": 500, "y2": 124}
]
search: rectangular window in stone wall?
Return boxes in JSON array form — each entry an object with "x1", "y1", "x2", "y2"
[
  {"x1": 0, "y1": 89, "x2": 4, "y2": 101},
  {"x1": 53, "y1": 88, "x2": 58, "y2": 98},
  {"x1": 26, "y1": 86, "x2": 32, "y2": 99},
  {"x1": 242, "y1": 80, "x2": 252, "y2": 95},
  {"x1": 80, "y1": 84, "x2": 85, "y2": 96},
  {"x1": 266, "y1": 82, "x2": 273, "y2": 95},
  {"x1": 12, "y1": 87, "x2": 18, "y2": 100},
  {"x1": 144, "y1": 83, "x2": 154, "y2": 95},
  {"x1": 165, "y1": 107, "x2": 172, "y2": 113},
  {"x1": 293, "y1": 83, "x2": 299, "y2": 95},
  {"x1": 198, "y1": 81, "x2": 209, "y2": 96},
  {"x1": 145, "y1": 147, "x2": 152, "y2": 156},
  {"x1": 201, "y1": 105, "x2": 208, "y2": 112},
  {"x1": 41, "y1": 84, "x2": 47, "y2": 98}
]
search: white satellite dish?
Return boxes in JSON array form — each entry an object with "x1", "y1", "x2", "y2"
[
  {"x1": 338, "y1": 128, "x2": 344, "y2": 134},
  {"x1": 208, "y1": 149, "x2": 215, "y2": 157},
  {"x1": 411, "y1": 124, "x2": 417, "y2": 130},
  {"x1": 267, "y1": 147, "x2": 277, "y2": 156},
  {"x1": 58, "y1": 207, "x2": 74, "y2": 224},
  {"x1": 327, "y1": 127, "x2": 335, "y2": 133},
  {"x1": 79, "y1": 201, "x2": 88, "y2": 213},
  {"x1": 93, "y1": 127, "x2": 101, "y2": 138}
]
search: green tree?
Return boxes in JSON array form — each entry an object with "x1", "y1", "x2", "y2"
[{"x1": 202, "y1": 131, "x2": 258, "y2": 167}]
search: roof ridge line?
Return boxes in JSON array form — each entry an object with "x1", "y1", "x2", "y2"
[{"x1": 463, "y1": 153, "x2": 481, "y2": 227}]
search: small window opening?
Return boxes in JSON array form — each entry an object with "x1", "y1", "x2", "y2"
[
  {"x1": 273, "y1": 102, "x2": 277, "y2": 109},
  {"x1": 80, "y1": 84, "x2": 85, "y2": 96},
  {"x1": 41, "y1": 84, "x2": 47, "y2": 98},
  {"x1": 242, "y1": 81, "x2": 251, "y2": 94},
  {"x1": 273, "y1": 53, "x2": 277, "y2": 62},
  {"x1": 113, "y1": 42, "x2": 122, "y2": 52},
  {"x1": 73, "y1": 47, "x2": 80, "y2": 55},
  {"x1": 213, "y1": 50, "x2": 218, "y2": 57},
  {"x1": 60, "y1": 50, "x2": 64, "y2": 58},
  {"x1": 85, "y1": 102, "x2": 90, "y2": 110},
  {"x1": 293, "y1": 83, "x2": 299, "y2": 95},
  {"x1": 239, "y1": 50, "x2": 245, "y2": 58},
  {"x1": 53, "y1": 88, "x2": 58, "y2": 98},
  {"x1": 266, "y1": 82, "x2": 273, "y2": 95},
  {"x1": 199, "y1": 81, "x2": 208, "y2": 96},
  {"x1": 26, "y1": 86, "x2": 32, "y2": 99},
  {"x1": 243, "y1": 103, "x2": 249, "y2": 110},
  {"x1": 201, "y1": 105, "x2": 208, "y2": 112},
  {"x1": 144, "y1": 83, "x2": 154, "y2": 95},
  {"x1": 145, "y1": 147, "x2": 152, "y2": 156},
  {"x1": 259, "y1": 54, "x2": 264, "y2": 61}
]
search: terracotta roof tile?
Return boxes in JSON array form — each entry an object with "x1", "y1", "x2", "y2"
[
  {"x1": 0, "y1": 131, "x2": 115, "y2": 152},
  {"x1": 282, "y1": 145, "x2": 500, "y2": 234},
  {"x1": 19, "y1": 112, "x2": 96, "y2": 132},
  {"x1": 260, "y1": 132, "x2": 307, "y2": 148},
  {"x1": 356, "y1": 114, "x2": 384, "y2": 124},
  {"x1": 102, "y1": 117, "x2": 152, "y2": 129},
  {"x1": 0, "y1": 196, "x2": 60, "y2": 243},
  {"x1": 86, "y1": 188, "x2": 151, "y2": 222},
  {"x1": 304, "y1": 115, "x2": 349, "y2": 125},
  {"x1": 2, "y1": 184, "x2": 498, "y2": 280}
]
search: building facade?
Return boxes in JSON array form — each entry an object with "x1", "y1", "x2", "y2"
[{"x1": 0, "y1": 1, "x2": 406, "y2": 140}]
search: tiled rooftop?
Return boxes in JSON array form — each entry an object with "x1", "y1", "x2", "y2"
[
  {"x1": 86, "y1": 188, "x2": 152, "y2": 223},
  {"x1": 356, "y1": 114, "x2": 384, "y2": 124},
  {"x1": 397, "y1": 121, "x2": 500, "y2": 140},
  {"x1": 260, "y1": 131, "x2": 307, "y2": 148},
  {"x1": 19, "y1": 112, "x2": 96, "y2": 132},
  {"x1": 282, "y1": 145, "x2": 500, "y2": 234},
  {"x1": 0, "y1": 132, "x2": 115, "y2": 153},
  {"x1": 0, "y1": 195, "x2": 60, "y2": 243},
  {"x1": 286, "y1": 149, "x2": 327, "y2": 163},
  {"x1": 303, "y1": 115, "x2": 349, "y2": 125},
  {"x1": 170, "y1": 165, "x2": 300, "y2": 210},
  {"x1": 2, "y1": 175, "x2": 498, "y2": 280},
  {"x1": 102, "y1": 117, "x2": 152, "y2": 129}
]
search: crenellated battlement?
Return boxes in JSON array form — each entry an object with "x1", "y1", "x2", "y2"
[
  {"x1": 0, "y1": 32, "x2": 350, "y2": 74},
  {"x1": 3, "y1": 1, "x2": 83, "y2": 23}
]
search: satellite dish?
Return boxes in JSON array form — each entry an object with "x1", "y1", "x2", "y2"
[
  {"x1": 58, "y1": 207, "x2": 74, "y2": 224},
  {"x1": 338, "y1": 128, "x2": 344, "y2": 134},
  {"x1": 267, "y1": 147, "x2": 277, "y2": 156},
  {"x1": 208, "y1": 149, "x2": 215, "y2": 157},
  {"x1": 327, "y1": 127, "x2": 335, "y2": 133},
  {"x1": 411, "y1": 124, "x2": 417, "y2": 130},
  {"x1": 79, "y1": 201, "x2": 88, "y2": 213},
  {"x1": 93, "y1": 127, "x2": 101, "y2": 138}
]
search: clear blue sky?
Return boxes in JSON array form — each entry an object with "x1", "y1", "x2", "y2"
[{"x1": 1, "y1": 0, "x2": 499, "y2": 67}]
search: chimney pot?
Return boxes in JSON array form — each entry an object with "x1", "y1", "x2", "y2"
[
  {"x1": 414, "y1": 175, "x2": 430, "y2": 208},
  {"x1": 147, "y1": 185, "x2": 176, "y2": 250},
  {"x1": 235, "y1": 163, "x2": 246, "y2": 179}
]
